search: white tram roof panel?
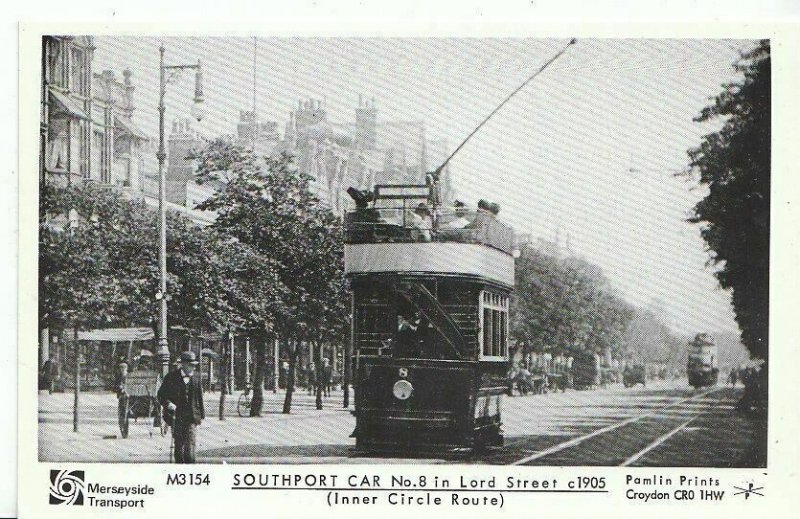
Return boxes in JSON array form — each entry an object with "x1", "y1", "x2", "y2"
[{"x1": 344, "y1": 243, "x2": 515, "y2": 288}]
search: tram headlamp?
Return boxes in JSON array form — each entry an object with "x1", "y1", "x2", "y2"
[{"x1": 393, "y1": 380, "x2": 413, "y2": 400}]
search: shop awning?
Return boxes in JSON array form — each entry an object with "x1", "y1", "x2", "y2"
[
  {"x1": 115, "y1": 115, "x2": 149, "y2": 140},
  {"x1": 48, "y1": 88, "x2": 89, "y2": 120},
  {"x1": 77, "y1": 327, "x2": 154, "y2": 342}
]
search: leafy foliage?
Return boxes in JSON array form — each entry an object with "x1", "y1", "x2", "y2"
[
  {"x1": 192, "y1": 139, "x2": 347, "y2": 413},
  {"x1": 511, "y1": 244, "x2": 687, "y2": 367},
  {"x1": 512, "y1": 246, "x2": 634, "y2": 359},
  {"x1": 39, "y1": 181, "x2": 272, "y2": 335},
  {"x1": 687, "y1": 40, "x2": 770, "y2": 360}
]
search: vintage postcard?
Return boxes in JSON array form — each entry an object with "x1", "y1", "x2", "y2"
[{"x1": 17, "y1": 20, "x2": 800, "y2": 519}]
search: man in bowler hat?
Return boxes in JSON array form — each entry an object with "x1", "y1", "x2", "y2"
[{"x1": 158, "y1": 351, "x2": 205, "y2": 463}]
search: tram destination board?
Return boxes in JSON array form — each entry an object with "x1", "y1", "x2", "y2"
[{"x1": 17, "y1": 18, "x2": 797, "y2": 519}]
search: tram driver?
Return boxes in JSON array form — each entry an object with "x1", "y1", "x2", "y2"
[{"x1": 392, "y1": 313, "x2": 420, "y2": 358}]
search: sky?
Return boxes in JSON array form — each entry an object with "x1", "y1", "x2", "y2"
[{"x1": 92, "y1": 36, "x2": 759, "y2": 336}]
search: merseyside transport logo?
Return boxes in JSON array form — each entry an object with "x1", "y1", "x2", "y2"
[{"x1": 49, "y1": 469, "x2": 85, "y2": 505}]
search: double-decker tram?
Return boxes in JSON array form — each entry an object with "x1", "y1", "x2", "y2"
[
  {"x1": 687, "y1": 333, "x2": 719, "y2": 389},
  {"x1": 344, "y1": 183, "x2": 516, "y2": 451}
]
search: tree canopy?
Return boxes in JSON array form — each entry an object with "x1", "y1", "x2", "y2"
[
  {"x1": 39, "y1": 181, "x2": 278, "y2": 335},
  {"x1": 687, "y1": 40, "x2": 770, "y2": 361},
  {"x1": 191, "y1": 139, "x2": 348, "y2": 413}
]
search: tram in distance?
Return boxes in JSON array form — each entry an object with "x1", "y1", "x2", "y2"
[
  {"x1": 687, "y1": 333, "x2": 719, "y2": 389},
  {"x1": 344, "y1": 182, "x2": 517, "y2": 451}
]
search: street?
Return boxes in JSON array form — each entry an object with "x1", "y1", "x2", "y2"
[{"x1": 38, "y1": 379, "x2": 763, "y2": 466}]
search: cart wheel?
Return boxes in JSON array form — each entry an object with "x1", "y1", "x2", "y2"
[
  {"x1": 237, "y1": 392, "x2": 250, "y2": 417},
  {"x1": 118, "y1": 395, "x2": 130, "y2": 439}
]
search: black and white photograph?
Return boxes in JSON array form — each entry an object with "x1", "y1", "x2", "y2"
[{"x1": 34, "y1": 35, "x2": 770, "y2": 468}]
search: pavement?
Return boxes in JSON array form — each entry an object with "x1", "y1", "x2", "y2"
[
  {"x1": 38, "y1": 379, "x2": 764, "y2": 466},
  {"x1": 39, "y1": 388, "x2": 355, "y2": 463}
]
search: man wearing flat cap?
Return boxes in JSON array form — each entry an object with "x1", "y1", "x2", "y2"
[{"x1": 158, "y1": 351, "x2": 205, "y2": 463}]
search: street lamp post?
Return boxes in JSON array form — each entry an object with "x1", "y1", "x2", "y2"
[{"x1": 156, "y1": 45, "x2": 205, "y2": 376}]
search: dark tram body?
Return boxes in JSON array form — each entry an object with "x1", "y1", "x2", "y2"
[
  {"x1": 687, "y1": 333, "x2": 719, "y2": 389},
  {"x1": 345, "y1": 184, "x2": 515, "y2": 450}
]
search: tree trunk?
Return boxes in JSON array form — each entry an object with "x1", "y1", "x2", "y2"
[
  {"x1": 343, "y1": 334, "x2": 352, "y2": 409},
  {"x1": 315, "y1": 340, "x2": 323, "y2": 410},
  {"x1": 218, "y1": 354, "x2": 227, "y2": 420},
  {"x1": 282, "y1": 337, "x2": 297, "y2": 414},
  {"x1": 72, "y1": 326, "x2": 80, "y2": 432},
  {"x1": 218, "y1": 337, "x2": 230, "y2": 420},
  {"x1": 249, "y1": 336, "x2": 266, "y2": 417}
]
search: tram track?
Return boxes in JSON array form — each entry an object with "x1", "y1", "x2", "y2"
[
  {"x1": 509, "y1": 386, "x2": 725, "y2": 466},
  {"x1": 619, "y1": 393, "x2": 724, "y2": 467}
]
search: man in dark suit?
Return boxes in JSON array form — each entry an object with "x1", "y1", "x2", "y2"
[{"x1": 157, "y1": 351, "x2": 205, "y2": 463}]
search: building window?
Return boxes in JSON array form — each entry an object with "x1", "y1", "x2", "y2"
[
  {"x1": 92, "y1": 129, "x2": 104, "y2": 181},
  {"x1": 79, "y1": 120, "x2": 90, "y2": 178},
  {"x1": 70, "y1": 48, "x2": 87, "y2": 95},
  {"x1": 480, "y1": 291, "x2": 508, "y2": 359},
  {"x1": 46, "y1": 40, "x2": 65, "y2": 87},
  {"x1": 46, "y1": 118, "x2": 68, "y2": 172}
]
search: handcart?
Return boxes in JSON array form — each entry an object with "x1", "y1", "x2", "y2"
[{"x1": 117, "y1": 369, "x2": 166, "y2": 438}]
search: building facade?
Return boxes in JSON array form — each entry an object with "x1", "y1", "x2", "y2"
[
  {"x1": 41, "y1": 36, "x2": 150, "y2": 188},
  {"x1": 233, "y1": 96, "x2": 453, "y2": 215},
  {"x1": 39, "y1": 37, "x2": 215, "y2": 380}
]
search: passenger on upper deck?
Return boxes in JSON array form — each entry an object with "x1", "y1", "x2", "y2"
[
  {"x1": 464, "y1": 199, "x2": 498, "y2": 239},
  {"x1": 347, "y1": 187, "x2": 379, "y2": 225},
  {"x1": 440, "y1": 200, "x2": 471, "y2": 230},
  {"x1": 411, "y1": 203, "x2": 433, "y2": 242}
]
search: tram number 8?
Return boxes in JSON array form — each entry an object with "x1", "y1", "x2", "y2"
[{"x1": 570, "y1": 477, "x2": 606, "y2": 490}]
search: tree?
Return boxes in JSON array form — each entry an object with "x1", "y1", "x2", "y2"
[
  {"x1": 40, "y1": 181, "x2": 274, "y2": 352},
  {"x1": 622, "y1": 309, "x2": 684, "y2": 369},
  {"x1": 511, "y1": 245, "x2": 634, "y2": 362},
  {"x1": 192, "y1": 140, "x2": 346, "y2": 414},
  {"x1": 686, "y1": 40, "x2": 770, "y2": 361},
  {"x1": 40, "y1": 182, "x2": 153, "y2": 332},
  {"x1": 41, "y1": 177, "x2": 300, "y2": 426}
]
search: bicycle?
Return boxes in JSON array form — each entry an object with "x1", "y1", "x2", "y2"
[{"x1": 237, "y1": 383, "x2": 252, "y2": 417}]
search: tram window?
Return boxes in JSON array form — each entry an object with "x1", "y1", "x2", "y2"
[
  {"x1": 480, "y1": 290, "x2": 509, "y2": 359},
  {"x1": 500, "y1": 312, "x2": 507, "y2": 355},
  {"x1": 483, "y1": 308, "x2": 492, "y2": 356},
  {"x1": 357, "y1": 306, "x2": 391, "y2": 333}
]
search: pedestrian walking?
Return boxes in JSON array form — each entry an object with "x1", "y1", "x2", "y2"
[
  {"x1": 728, "y1": 367, "x2": 738, "y2": 387},
  {"x1": 307, "y1": 362, "x2": 316, "y2": 395},
  {"x1": 157, "y1": 351, "x2": 205, "y2": 464},
  {"x1": 114, "y1": 358, "x2": 128, "y2": 396},
  {"x1": 322, "y1": 358, "x2": 333, "y2": 397},
  {"x1": 41, "y1": 358, "x2": 57, "y2": 394}
]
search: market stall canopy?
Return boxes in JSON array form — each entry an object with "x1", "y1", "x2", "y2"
[{"x1": 77, "y1": 327, "x2": 154, "y2": 342}]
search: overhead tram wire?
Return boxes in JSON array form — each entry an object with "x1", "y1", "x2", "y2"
[{"x1": 431, "y1": 38, "x2": 577, "y2": 178}]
